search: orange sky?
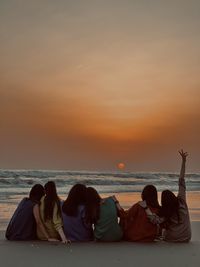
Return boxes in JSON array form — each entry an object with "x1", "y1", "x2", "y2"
[{"x1": 0, "y1": 1, "x2": 199, "y2": 171}]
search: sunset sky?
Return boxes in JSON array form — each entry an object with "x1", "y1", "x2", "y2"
[{"x1": 0, "y1": 0, "x2": 199, "y2": 171}]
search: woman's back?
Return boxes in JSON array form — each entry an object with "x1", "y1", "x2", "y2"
[
  {"x1": 37, "y1": 196, "x2": 62, "y2": 240},
  {"x1": 162, "y1": 150, "x2": 191, "y2": 242},
  {"x1": 164, "y1": 197, "x2": 191, "y2": 242},
  {"x1": 94, "y1": 197, "x2": 123, "y2": 241},
  {"x1": 62, "y1": 204, "x2": 93, "y2": 242},
  {"x1": 6, "y1": 198, "x2": 36, "y2": 240},
  {"x1": 124, "y1": 203, "x2": 159, "y2": 242}
]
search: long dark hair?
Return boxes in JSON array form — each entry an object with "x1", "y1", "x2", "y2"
[
  {"x1": 141, "y1": 185, "x2": 160, "y2": 208},
  {"x1": 29, "y1": 184, "x2": 44, "y2": 203},
  {"x1": 160, "y1": 190, "x2": 180, "y2": 222},
  {"x1": 44, "y1": 181, "x2": 61, "y2": 222},
  {"x1": 62, "y1": 184, "x2": 87, "y2": 217},
  {"x1": 85, "y1": 187, "x2": 101, "y2": 224}
]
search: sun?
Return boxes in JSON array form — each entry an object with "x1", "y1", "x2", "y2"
[{"x1": 117, "y1": 162, "x2": 125, "y2": 170}]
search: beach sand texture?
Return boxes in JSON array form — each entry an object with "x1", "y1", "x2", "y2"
[
  {"x1": 0, "y1": 222, "x2": 200, "y2": 267},
  {"x1": 1, "y1": 190, "x2": 199, "y2": 267}
]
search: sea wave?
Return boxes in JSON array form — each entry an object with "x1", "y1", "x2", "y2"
[{"x1": 0, "y1": 169, "x2": 200, "y2": 193}]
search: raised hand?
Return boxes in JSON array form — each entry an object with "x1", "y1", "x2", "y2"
[
  {"x1": 179, "y1": 149, "x2": 188, "y2": 162},
  {"x1": 178, "y1": 149, "x2": 188, "y2": 200}
]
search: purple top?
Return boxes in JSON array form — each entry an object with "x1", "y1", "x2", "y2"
[{"x1": 62, "y1": 204, "x2": 93, "y2": 242}]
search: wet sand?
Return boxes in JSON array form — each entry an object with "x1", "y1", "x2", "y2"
[{"x1": 0, "y1": 222, "x2": 200, "y2": 267}]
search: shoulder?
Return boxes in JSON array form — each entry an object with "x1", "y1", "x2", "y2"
[
  {"x1": 20, "y1": 198, "x2": 34, "y2": 207},
  {"x1": 100, "y1": 197, "x2": 115, "y2": 209},
  {"x1": 105, "y1": 197, "x2": 116, "y2": 205},
  {"x1": 132, "y1": 202, "x2": 141, "y2": 209},
  {"x1": 19, "y1": 198, "x2": 28, "y2": 204},
  {"x1": 101, "y1": 197, "x2": 111, "y2": 204},
  {"x1": 128, "y1": 202, "x2": 141, "y2": 213}
]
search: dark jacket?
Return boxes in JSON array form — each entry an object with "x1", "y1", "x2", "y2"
[{"x1": 6, "y1": 198, "x2": 37, "y2": 240}]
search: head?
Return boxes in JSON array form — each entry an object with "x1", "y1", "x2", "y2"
[
  {"x1": 29, "y1": 184, "x2": 44, "y2": 203},
  {"x1": 44, "y1": 181, "x2": 60, "y2": 221},
  {"x1": 141, "y1": 185, "x2": 160, "y2": 208},
  {"x1": 85, "y1": 187, "x2": 101, "y2": 224},
  {"x1": 44, "y1": 181, "x2": 57, "y2": 198},
  {"x1": 161, "y1": 190, "x2": 179, "y2": 220},
  {"x1": 62, "y1": 183, "x2": 87, "y2": 216}
]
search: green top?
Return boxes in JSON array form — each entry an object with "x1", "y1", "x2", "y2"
[
  {"x1": 37, "y1": 196, "x2": 63, "y2": 240},
  {"x1": 94, "y1": 197, "x2": 123, "y2": 241}
]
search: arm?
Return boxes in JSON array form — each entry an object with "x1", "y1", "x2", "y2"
[
  {"x1": 147, "y1": 214, "x2": 165, "y2": 225},
  {"x1": 111, "y1": 195, "x2": 124, "y2": 213},
  {"x1": 33, "y1": 204, "x2": 55, "y2": 241},
  {"x1": 57, "y1": 228, "x2": 70, "y2": 244},
  {"x1": 138, "y1": 201, "x2": 165, "y2": 224},
  {"x1": 52, "y1": 204, "x2": 70, "y2": 243},
  {"x1": 178, "y1": 150, "x2": 188, "y2": 200}
]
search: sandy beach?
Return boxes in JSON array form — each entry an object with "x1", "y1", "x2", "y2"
[
  {"x1": 0, "y1": 222, "x2": 199, "y2": 267},
  {"x1": 1, "y1": 191, "x2": 200, "y2": 267},
  {"x1": 1, "y1": 180, "x2": 199, "y2": 266}
]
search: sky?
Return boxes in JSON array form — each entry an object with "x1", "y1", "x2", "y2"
[{"x1": 0, "y1": 0, "x2": 199, "y2": 171}]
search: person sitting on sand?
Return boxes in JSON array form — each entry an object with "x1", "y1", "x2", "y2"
[
  {"x1": 161, "y1": 150, "x2": 191, "y2": 242},
  {"x1": 85, "y1": 187, "x2": 123, "y2": 242},
  {"x1": 62, "y1": 184, "x2": 93, "y2": 242},
  {"x1": 6, "y1": 184, "x2": 45, "y2": 240},
  {"x1": 37, "y1": 181, "x2": 70, "y2": 243},
  {"x1": 142, "y1": 150, "x2": 191, "y2": 242},
  {"x1": 121, "y1": 184, "x2": 160, "y2": 242}
]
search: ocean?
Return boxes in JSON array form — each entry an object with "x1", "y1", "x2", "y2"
[{"x1": 1, "y1": 169, "x2": 200, "y2": 195}]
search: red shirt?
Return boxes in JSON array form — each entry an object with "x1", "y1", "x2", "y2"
[{"x1": 124, "y1": 203, "x2": 159, "y2": 242}]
